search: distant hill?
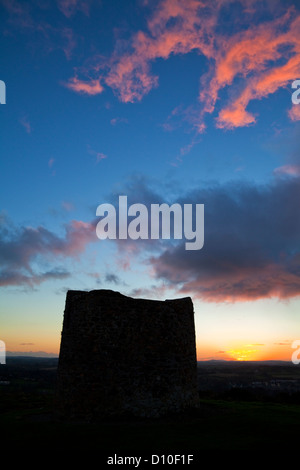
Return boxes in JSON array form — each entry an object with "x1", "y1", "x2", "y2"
[
  {"x1": 6, "y1": 351, "x2": 58, "y2": 358},
  {"x1": 198, "y1": 360, "x2": 292, "y2": 366}
]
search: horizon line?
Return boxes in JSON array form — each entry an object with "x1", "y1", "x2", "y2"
[{"x1": 3, "y1": 351, "x2": 294, "y2": 363}]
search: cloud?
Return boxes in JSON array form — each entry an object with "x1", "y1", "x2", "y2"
[
  {"x1": 128, "y1": 284, "x2": 168, "y2": 299},
  {"x1": 56, "y1": 0, "x2": 91, "y2": 18},
  {"x1": 1, "y1": 1, "x2": 78, "y2": 60},
  {"x1": 110, "y1": 117, "x2": 129, "y2": 126},
  {"x1": 1, "y1": 0, "x2": 34, "y2": 29},
  {"x1": 202, "y1": 8, "x2": 300, "y2": 129},
  {"x1": 273, "y1": 164, "x2": 300, "y2": 177},
  {"x1": 288, "y1": 105, "x2": 300, "y2": 121},
  {"x1": 95, "y1": 153, "x2": 107, "y2": 163},
  {"x1": 108, "y1": 172, "x2": 300, "y2": 303},
  {"x1": 64, "y1": 0, "x2": 300, "y2": 130},
  {"x1": 0, "y1": 268, "x2": 71, "y2": 288},
  {"x1": 74, "y1": 169, "x2": 300, "y2": 303},
  {"x1": 19, "y1": 116, "x2": 31, "y2": 134},
  {"x1": 61, "y1": 201, "x2": 74, "y2": 212},
  {"x1": 59, "y1": 27, "x2": 77, "y2": 60},
  {"x1": 65, "y1": 77, "x2": 104, "y2": 95},
  {"x1": 0, "y1": 216, "x2": 97, "y2": 287},
  {"x1": 99, "y1": 0, "x2": 214, "y2": 103},
  {"x1": 104, "y1": 272, "x2": 125, "y2": 285},
  {"x1": 87, "y1": 145, "x2": 107, "y2": 163}
]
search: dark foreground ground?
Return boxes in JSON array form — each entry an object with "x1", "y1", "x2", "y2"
[{"x1": 1, "y1": 357, "x2": 300, "y2": 454}]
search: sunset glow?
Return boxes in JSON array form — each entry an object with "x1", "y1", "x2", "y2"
[{"x1": 227, "y1": 349, "x2": 259, "y2": 362}]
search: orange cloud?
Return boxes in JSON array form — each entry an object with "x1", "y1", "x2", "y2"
[
  {"x1": 65, "y1": 77, "x2": 104, "y2": 95},
  {"x1": 65, "y1": 0, "x2": 300, "y2": 128},
  {"x1": 103, "y1": 0, "x2": 212, "y2": 103},
  {"x1": 69, "y1": 0, "x2": 216, "y2": 102},
  {"x1": 211, "y1": 11, "x2": 300, "y2": 128},
  {"x1": 200, "y1": 9, "x2": 296, "y2": 108},
  {"x1": 216, "y1": 102, "x2": 256, "y2": 129},
  {"x1": 105, "y1": 52, "x2": 158, "y2": 103}
]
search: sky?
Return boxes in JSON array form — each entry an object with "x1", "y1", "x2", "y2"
[{"x1": 1, "y1": 0, "x2": 300, "y2": 362}]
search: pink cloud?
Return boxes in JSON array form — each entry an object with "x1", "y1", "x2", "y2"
[
  {"x1": 210, "y1": 11, "x2": 300, "y2": 129},
  {"x1": 151, "y1": 252, "x2": 300, "y2": 303},
  {"x1": 110, "y1": 117, "x2": 129, "y2": 126},
  {"x1": 65, "y1": 77, "x2": 104, "y2": 95},
  {"x1": 19, "y1": 116, "x2": 31, "y2": 134},
  {"x1": 0, "y1": 217, "x2": 97, "y2": 287},
  {"x1": 87, "y1": 145, "x2": 107, "y2": 163},
  {"x1": 216, "y1": 103, "x2": 256, "y2": 130},
  {"x1": 59, "y1": 220, "x2": 97, "y2": 256},
  {"x1": 288, "y1": 104, "x2": 300, "y2": 121},
  {"x1": 66, "y1": 0, "x2": 300, "y2": 130},
  {"x1": 103, "y1": 0, "x2": 215, "y2": 103},
  {"x1": 273, "y1": 164, "x2": 300, "y2": 177},
  {"x1": 95, "y1": 153, "x2": 107, "y2": 163}
]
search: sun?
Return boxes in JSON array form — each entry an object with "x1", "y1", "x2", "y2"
[{"x1": 227, "y1": 348, "x2": 258, "y2": 361}]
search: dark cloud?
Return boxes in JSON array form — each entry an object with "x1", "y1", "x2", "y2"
[
  {"x1": 0, "y1": 215, "x2": 96, "y2": 287},
  {"x1": 0, "y1": 267, "x2": 70, "y2": 288},
  {"x1": 104, "y1": 273, "x2": 122, "y2": 285},
  {"x1": 108, "y1": 172, "x2": 300, "y2": 302},
  {"x1": 128, "y1": 284, "x2": 168, "y2": 299},
  {"x1": 148, "y1": 174, "x2": 300, "y2": 301},
  {"x1": 95, "y1": 170, "x2": 300, "y2": 302}
]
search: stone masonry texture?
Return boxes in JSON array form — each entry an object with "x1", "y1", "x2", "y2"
[{"x1": 55, "y1": 289, "x2": 199, "y2": 420}]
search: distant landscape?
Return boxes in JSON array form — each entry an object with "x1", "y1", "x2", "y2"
[
  {"x1": 1, "y1": 356, "x2": 300, "y2": 451},
  {"x1": 197, "y1": 360, "x2": 300, "y2": 402}
]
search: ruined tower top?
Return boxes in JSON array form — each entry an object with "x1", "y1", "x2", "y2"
[{"x1": 56, "y1": 289, "x2": 199, "y2": 420}]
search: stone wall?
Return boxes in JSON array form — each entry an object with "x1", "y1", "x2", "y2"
[{"x1": 55, "y1": 289, "x2": 199, "y2": 420}]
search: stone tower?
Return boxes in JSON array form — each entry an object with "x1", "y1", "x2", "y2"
[{"x1": 56, "y1": 289, "x2": 199, "y2": 420}]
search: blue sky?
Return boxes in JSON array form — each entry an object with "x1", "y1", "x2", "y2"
[{"x1": 1, "y1": 0, "x2": 300, "y2": 360}]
